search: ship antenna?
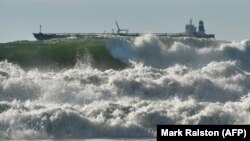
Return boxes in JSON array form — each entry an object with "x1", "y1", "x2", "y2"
[{"x1": 39, "y1": 25, "x2": 42, "y2": 33}]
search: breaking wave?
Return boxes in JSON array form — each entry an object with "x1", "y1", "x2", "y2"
[
  {"x1": 0, "y1": 35, "x2": 250, "y2": 139},
  {"x1": 107, "y1": 34, "x2": 250, "y2": 70}
]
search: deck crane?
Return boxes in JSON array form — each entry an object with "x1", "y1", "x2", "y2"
[{"x1": 115, "y1": 21, "x2": 129, "y2": 34}]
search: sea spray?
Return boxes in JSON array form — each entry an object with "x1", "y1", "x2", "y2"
[
  {"x1": 0, "y1": 36, "x2": 250, "y2": 139},
  {"x1": 107, "y1": 35, "x2": 250, "y2": 70}
]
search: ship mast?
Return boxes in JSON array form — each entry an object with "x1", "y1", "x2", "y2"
[
  {"x1": 39, "y1": 25, "x2": 42, "y2": 33},
  {"x1": 190, "y1": 18, "x2": 193, "y2": 25}
]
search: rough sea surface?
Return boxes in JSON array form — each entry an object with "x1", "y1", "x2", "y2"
[{"x1": 0, "y1": 35, "x2": 250, "y2": 139}]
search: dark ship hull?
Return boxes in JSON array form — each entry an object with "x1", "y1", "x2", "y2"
[
  {"x1": 33, "y1": 33, "x2": 72, "y2": 41},
  {"x1": 158, "y1": 33, "x2": 215, "y2": 38},
  {"x1": 33, "y1": 32, "x2": 214, "y2": 41},
  {"x1": 33, "y1": 32, "x2": 140, "y2": 41}
]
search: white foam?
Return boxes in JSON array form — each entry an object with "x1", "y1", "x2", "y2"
[
  {"x1": 107, "y1": 35, "x2": 250, "y2": 69},
  {"x1": 1, "y1": 37, "x2": 250, "y2": 139}
]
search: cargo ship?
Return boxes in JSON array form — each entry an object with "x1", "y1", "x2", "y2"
[{"x1": 33, "y1": 19, "x2": 214, "y2": 41}]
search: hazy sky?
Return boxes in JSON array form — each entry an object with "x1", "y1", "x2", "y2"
[{"x1": 0, "y1": 0, "x2": 249, "y2": 42}]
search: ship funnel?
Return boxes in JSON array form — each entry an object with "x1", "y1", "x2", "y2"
[{"x1": 198, "y1": 20, "x2": 205, "y2": 35}]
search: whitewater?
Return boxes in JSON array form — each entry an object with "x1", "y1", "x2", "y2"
[{"x1": 0, "y1": 35, "x2": 250, "y2": 140}]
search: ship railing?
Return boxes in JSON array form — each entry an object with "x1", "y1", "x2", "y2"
[{"x1": 44, "y1": 33, "x2": 112, "y2": 37}]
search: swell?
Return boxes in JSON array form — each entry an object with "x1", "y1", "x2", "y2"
[{"x1": 0, "y1": 39, "x2": 125, "y2": 70}]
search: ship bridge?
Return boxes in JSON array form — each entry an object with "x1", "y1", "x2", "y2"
[{"x1": 185, "y1": 19, "x2": 197, "y2": 35}]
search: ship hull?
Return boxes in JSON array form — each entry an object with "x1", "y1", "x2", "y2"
[
  {"x1": 33, "y1": 32, "x2": 214, "y2": 41},
  {"x1": 158, "y1": 33, "x2": 215, "y2": 39},
  {"x1": 33, "y1": 33, "x2": 141, "y2": 41},
  {"x1": 33, "y1": 33, "x2": 71, "y2": 41}
]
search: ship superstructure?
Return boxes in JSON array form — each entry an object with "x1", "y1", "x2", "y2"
[
  {"x1": 186, "y1": 19, "x2": 197, "y2": 35},
  {"x1": 157, "y1": 19, "x2": 215, "y2": 38}
]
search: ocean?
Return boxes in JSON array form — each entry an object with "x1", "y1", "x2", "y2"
[{"x1": 0, "y1": 35, "x2": 249, "y2": 140}]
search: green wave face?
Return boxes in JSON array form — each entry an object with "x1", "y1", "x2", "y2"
[
  {"x1": 0, "y1": 39, "x2": 126, "y2": 70},
  {"x1": 0, "y1": 37, "x2": 223, "y2": 70}
]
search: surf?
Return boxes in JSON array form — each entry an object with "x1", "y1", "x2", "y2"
[{"x1": 0, "y1": 35, "x2": 250, "y2": 139}]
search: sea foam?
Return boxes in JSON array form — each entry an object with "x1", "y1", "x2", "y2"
[{"x1": 0, "y1": 35, "x2": 250, "y2": 139}]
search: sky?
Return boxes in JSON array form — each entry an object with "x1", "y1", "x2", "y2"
[{"x1": 0, "y1": 0, "x2": 250, "y2": 42}]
